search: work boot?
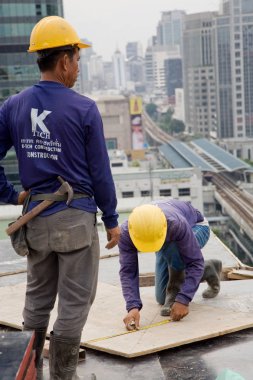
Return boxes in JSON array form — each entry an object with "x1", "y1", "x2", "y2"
[
  {"x1": 23, "y1": 325, "x2": 47, "y2": 380},
  {"x1": 49, "y1": 332, "x2": 81, "y2": 380},
  {"x1": 201, "y1": 259, "x2": 222, "y2": 298},
  {"x1": 160, "y1": 267, "x2": 185, "y2": 316}
]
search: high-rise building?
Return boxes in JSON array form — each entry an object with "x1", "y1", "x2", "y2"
[
  {"x1": 144, "y1": 11, "x2": 184, "y2": 96},
  {"x1": 164, "y1": 58, "x2": 183, "y2": 103},
  {"x1": 214, "y1": 0, "x2": 253, "y2": 158},
  {"x1": 0, "y1": 1, "x2": 63, "y2": 104},
  {"x1": 156, "y1": 10, "x2": 186, "y2": 52},
  {"x1": 126, "y1": 42, "x2": 143, "y2": 59},
  {"x1": 125, "y1": 42, "x2": 145, "y2": 92},
  {"x1": 112, "y1": 49, "x2": 126, "y2": 91},
  {"x1": 103, "y1": 61, "x2": 115, "y2": 90},
  {"x1": 126, "y1": 56, "x2": 145, "y2": 91},
  {"x1": 174, "y1": 88, "x2": 185, "y2": 122},
  {"x1": 183, "y1": 12, "x2": 217, "y2": 137},
  {"x1": 144, "y1": 46, "x2": 154, "y2": 93},
  {"x1": 77, "y1": 42, "x2": 94, "y2": 94},
  {"x1": 145, "y1": 46, "x2": 180, "y2": 95},
  {"x1": 88, "y1": 54, "x2": 104, "y2": 91}
]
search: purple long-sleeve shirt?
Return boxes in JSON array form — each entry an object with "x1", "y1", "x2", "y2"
[
  {"x1": 118, "y1": 199, "x2": 205, "y2": 311},
  {"x1": 0, "y1": 81, "x2": 118, "y2": 229}
]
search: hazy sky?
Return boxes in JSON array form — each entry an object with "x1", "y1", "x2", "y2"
[{"x1": 63, "y1": 0, "x2": 220, "y2": 60}]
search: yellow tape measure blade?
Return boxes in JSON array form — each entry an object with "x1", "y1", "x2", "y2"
[{"x1": 87, "y1": 318, "x2": 172, "y2": 344}]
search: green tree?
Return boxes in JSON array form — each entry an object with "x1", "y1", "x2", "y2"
[
  {"x1": 159, "y1": 109, "x2": 173, "y2": 133},
  {"x1": 169, "y1": 119, "x2": 185, "y2": 134},
  {"x1": 145, "y1": 103, "x2": 158, "y2": 120},
  {"x1": 243, "y1": 158, "x2": 253, "y2": 167}
]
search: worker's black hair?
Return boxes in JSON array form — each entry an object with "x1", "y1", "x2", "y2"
[{"x1": 36, "y1": 45, "x2": 78, "y2": 72}]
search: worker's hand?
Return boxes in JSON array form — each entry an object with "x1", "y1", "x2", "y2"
[
  {"x1": 170, "y1": 302, "x2": 189, "y2": 321},
  {"x1": 18, "y1": 191, "x2": 30, "y2": 205},
  {"x1": 105, "y1": 226, "x2": 121, "y2": 249},
  {"x1": 123, "y1": 308, "x2": 140, "y2": 331}
]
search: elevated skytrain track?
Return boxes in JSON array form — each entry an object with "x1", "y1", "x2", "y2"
[
  {"x1": 211, "y1": 173, "x2": 253, "y2": 237},
  {"x1": 142, "y1": 112, "x2": 253, "y2": 238},
  {"x1": 142, "y1": 111, "x2": 174, "y2": 144}
]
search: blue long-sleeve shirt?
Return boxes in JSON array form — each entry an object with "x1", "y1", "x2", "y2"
[
  {"x1": 118, "y1": 199, "x2": 205, "y2": 311},
  {"x1": 0, "y1": 81, "x2": 118, "y2": 229}
]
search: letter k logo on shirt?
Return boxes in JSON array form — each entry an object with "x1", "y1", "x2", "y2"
[{"x1": 31, "y1": 108, "x2": 51, "y2": 134}]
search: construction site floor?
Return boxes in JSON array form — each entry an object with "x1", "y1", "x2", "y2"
[
  {"x1": 45, "y1": 327, "x2": 253, "y2": 380},
  {"x1": 1, "y1": 229, "x2": 253, "y2": 379}
]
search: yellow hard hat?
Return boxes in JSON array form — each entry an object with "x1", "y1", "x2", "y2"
[
  {"x1": 28, "y1": 16, "x2": 91, "y2": 52},
  {"x1": 128, "y1": 204, "x2": 167, "y2": 253}
]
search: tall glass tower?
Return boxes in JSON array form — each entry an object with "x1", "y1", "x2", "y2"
[
  {"x1": 112, "y1": 49, "x2": 127, "y2": 91},
  {"x1": 0, "y1": 1, "x2": 63, "y2": 105},
  {"x1": 0, "y1": 1, "x2": 63, "y2": 192},
  {"x1": 215, "y1": 0, "x2": 253, "y2": 141},
  {"x1": 156, "y1": 10, "x2": 185, "y2": 53},
  {"x1": 183, "y1": 12, "x2": 217, "y2": 137}
]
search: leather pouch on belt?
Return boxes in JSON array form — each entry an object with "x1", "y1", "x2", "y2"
[
  {"x1": 8, "y1": 220, "x2": 29, "y2": 256},
  {"x1": 8, "y1": 194, "x2": 30, "y2": 257}
]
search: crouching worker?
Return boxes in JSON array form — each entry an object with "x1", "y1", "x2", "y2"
[{"x1": 118, "y1": 200, "x2": 222, "y2": 330}]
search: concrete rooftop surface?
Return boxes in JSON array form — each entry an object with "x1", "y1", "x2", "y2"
[{"x1": 0, "y1": 230, "x2": 253, "y2": 379}]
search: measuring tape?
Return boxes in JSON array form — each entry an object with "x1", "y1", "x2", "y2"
[{"x1": 87, "y1": 318, "x2": 172, "y2": 344}]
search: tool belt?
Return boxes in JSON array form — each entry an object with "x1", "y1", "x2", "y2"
[
  {"x1": 31, "y1": 193, "x2": 90, "y2": 202},
  {"x1": 9, "y1": 192, "x2": 90, "y2": 257}
]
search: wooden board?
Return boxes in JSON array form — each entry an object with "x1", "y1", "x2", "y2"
[
  {"x1": 201, "y1": 231, "x2": 242, "y2": 269},
  {"x1": 1, "y1": 282, "x2": 253, "y2": 358},
  {"x1": 194, "y1": 279, "x2": 253, "y2": 313},
  {"x1": 227, "y1": 269, "x2": 253, "y2": 280}
]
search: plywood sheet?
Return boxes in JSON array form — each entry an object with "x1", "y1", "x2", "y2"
[
  {"x1": 1, "y1": 282, "x2": 253, "y2": 357},
  {"x1": 194, "y1": 279, "x2": 253, "y2": 313},
  {"x1": 202, "y1": 231, "x2": 242, "y2": 269},
  {"x1": 227, "y1": 269, "x2": 253, "y2": 280},
  {"x1": 84, "y1": 303, "x2": 253, "y2": 357}
]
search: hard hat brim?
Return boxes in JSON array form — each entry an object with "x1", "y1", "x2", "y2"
[
  {"x1": 77, "y1": 41, "x2": 91, "y2": 49},
  {"x1": 130, "y1": 233, "x2": 166, "y2": 253},
  {"x1": 28, "y1": 41, "x2": 91, "y2": 53}
]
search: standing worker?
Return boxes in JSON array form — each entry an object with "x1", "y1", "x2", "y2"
[
  {"x1": 0, "y1": 16, "x2": 120, "y2": 380},
  {"x1": 118, "y1": 200, "x2": 221, "y2": 330}
]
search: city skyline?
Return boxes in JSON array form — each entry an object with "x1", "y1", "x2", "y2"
[{"x1": 63, "y1": 0, "x2": 220, "y2": 60}]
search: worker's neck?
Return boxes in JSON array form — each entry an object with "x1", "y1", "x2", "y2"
[{"x1": 40, "y1": 72, "x2": 65, "y2": 86}]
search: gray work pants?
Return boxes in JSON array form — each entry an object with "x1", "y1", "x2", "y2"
[{"x1": 23, "y1": 208, "x2": 99, "y2": 338}]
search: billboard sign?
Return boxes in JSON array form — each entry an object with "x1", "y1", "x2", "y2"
[{"x1": 129, "y1": 96, "x2": 144, "y2": 150}]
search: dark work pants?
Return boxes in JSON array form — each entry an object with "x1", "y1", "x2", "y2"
[
  {"x1": 23, "y1": 208, "x2": 99, "y2": 338},
  {"x1": 155, "y1": 222, "x2": 210, "y2": 305}
]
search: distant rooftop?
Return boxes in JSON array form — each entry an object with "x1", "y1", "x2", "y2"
[
  {"x1": 159, "y1": 138, "x2": 250, "y2": 173},
  {"x1": 159, "y1": 143, "x2": 192, "y2": 169},
  {"x1": 89, "y1": 94, "x2": 126, "y2": 102},
  {"x1": 192, "y1": 138, "x2": 250, "y2": 172},
  {"x1": 170, "y1": 140, "x2": 216, "y2": 171}
]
